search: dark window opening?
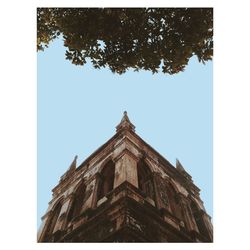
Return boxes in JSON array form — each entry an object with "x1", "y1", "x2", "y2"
[
  {"x1": 68, "y1": 182, "x2": 86, "y2": 221},
  {"x1": 137, "y1": 160, "x2": 155, "y2": 201},
  {"x1": 97, "y1": 160, "x2": 115, "y2": 200},
  {"x1": 191, "y1": 201, "x2": 210, "y2": 239}
]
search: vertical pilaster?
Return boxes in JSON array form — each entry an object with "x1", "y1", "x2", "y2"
[
  {"x1": 114, "y1": 152, "x2": 138, "y2": 188},
  {"x1": 201, "y1": 211, "x2": 213, "y2": 241},
  {"x1": 179, "y1": 194, "x2": 198, "y2": 232},
  {"x1": 37, "y1": 212, "x2": 51, "y2": 242},
  {"x1": 81, "y1": 178, "x2": 97, "y2": 211},
  {"x1": 91, "y1": 173, "x2": 101, "y2": 208},
  {"x1": 186, "y1": 200, "x2": 200, "y2": 233},
  {"x1": 152, "y1": 173, "x2": 170, "y2": 211}
]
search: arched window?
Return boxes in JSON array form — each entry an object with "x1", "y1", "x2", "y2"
[
  {"x1": 97, "y1": 160, "x2": 115, "y2": 200},
  {"x1": 137, "y1": 160, "x2": 155, "y2": 201},
  {"x1": 68, "y1": 181, "x2": 86, "y2": 221},
  {"x1": 43, "y1": 201, "x2": 62, "y2": 242},
  {"x1": 166, "y1": 183, "x2": 183, "y2": 221},
  {"x1": 190, "y1": 200, "x2": 210, "y2": 239}
]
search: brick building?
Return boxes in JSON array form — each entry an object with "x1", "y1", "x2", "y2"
[{"x1": 38, "y1": 112, "x2": 213, "y2": 242}]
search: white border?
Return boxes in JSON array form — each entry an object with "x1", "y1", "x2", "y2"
[
  {"x1": 36, "y1": 0, "x2": 214, "y2": 8},
  {"x1": 1, "y1": 0, "x2": 250, "y2": 249}
]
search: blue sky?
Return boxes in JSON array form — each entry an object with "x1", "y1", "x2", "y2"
[{"x1": 37, "y1": 38, "x2": 213, "y2": 227}]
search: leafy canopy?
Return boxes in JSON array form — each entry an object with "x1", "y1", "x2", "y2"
[{"x1": 37, "y1": 8, "x2": 213, "y2": 75}]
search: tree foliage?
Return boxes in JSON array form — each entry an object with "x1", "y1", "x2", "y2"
[{"x1": 37, "y1": 8, "x2": 213, "y2": 75}]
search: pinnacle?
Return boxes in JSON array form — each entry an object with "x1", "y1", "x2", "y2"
[
  {"x1": 121, "y1": 111, "x2": 130, "y2": 122},
  {"x1": 68, "y1": 155, "x2": 78, "y2": 171},
  {"x1": 176, "y1": 158, "x2": 185, "y2": 172},
  {"x1": 176, "y1": 159, "x2": 192, "y2": 181},
  {"x1": 116, "y1": 111, "x2": 136, "y2": 132}
]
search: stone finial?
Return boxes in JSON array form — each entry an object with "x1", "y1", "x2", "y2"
[
  {"x1": 68, "y1": 155, "x2": 78, "y2": 171},
  {"x1": 116, "y1": 111, "x2": 136, "y2": 132},
  {"x1": 176, "y1": 158, "x2": 185, "y2": 172},
  {"x1": 176, "y1": 158, "x2": 192, "y2": 181},
  {"x1": 60, "y1": 155, "x2": 77, "y2": 182}
]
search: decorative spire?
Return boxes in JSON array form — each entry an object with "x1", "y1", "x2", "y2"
[
  {"x1": 60, "y1": 155, "x2": 78, "y2": 182},
  {"x1": 176, "y1": 158, "x2": 186, "y2": 172},
  {"x1": 68, "y1": 155, "x2": 78, "y2": 171},
  {"x1": 176, "y1": 158, "x2": 192, "y2": 181},
  {"x1": 116, "y1": 111, "x2": 136, "y2": 132}
]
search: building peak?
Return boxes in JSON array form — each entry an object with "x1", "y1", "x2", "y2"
[
  {"x1": 176, "y1": 158, "x2": 193, "y2": 181},
  {"x1": 116, "y1": 111, "x2": 136, "y2": 132},
  {"x1": 67, "y1": 155, "x2": 78, "y2": 172},
  {"x1": 59, "y1": 155, "x2": 77, "y2": 183}
]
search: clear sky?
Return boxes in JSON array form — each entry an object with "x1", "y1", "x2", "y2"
[{"x1": 37, "y1": 38, "x2": 213, "y2": 228}]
